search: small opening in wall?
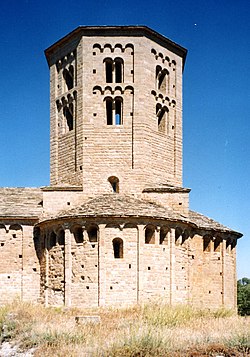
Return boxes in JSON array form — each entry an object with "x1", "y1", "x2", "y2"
[
  {"x1": 192, "y1": 255, "x2": 195, "y2": 259},
  {"x1": 86, "y1": 286, "x2": 89, "y2": 289},
  {"x1": 92, "y1": 244, "x2": 95, "y2": 248},
  {"x1": 130, "y1": 112, "x2": 133, "y2": 116},
  {"x1": 113, "y1": 238, "x2": 123, "y2": 258},
  {"x1": 220, "y1": 272, "x2": 222, "y2": 276},
  {"x1": 93, "y1": 69, "x2": 96, "y2": 73},
  {"x1": 131, "y1": 70, "x2": 134, "y2": 74},
  {"x1": 67, "y1": 202, "x2": 70, "y2": 205},
  {"x1": 172, "y1": 126, "x2": 175, "y2": 129},
  {"x1": 209, "y1": 290, "x2": 211, "y2": 294},
  {"x1": 164, "y1": 287, "x2": 166, "y2": 290},
  {"x1": 182, "y1": 266, "x2": 185, "y2": 269},
  {"x1": 12, "y1": 234, "x2": 16, "y2": 238},
  {"x1": 179, "y1": 202, "x2": 182, "y2": 205},
  {"x1": 1, "y1": 243, "x2": 4, "y2": 246},
  {"x1": 218, "y1": 257, "x2": 220, "y2": 260},
  {"x1": 95, "y1": 265, "x2": 97, "y2": 267},
  {"x1": 93, "y1": 52, "x2": 96, "y2": 55},
  {"x1": 129, "y1": 264, "x2": 131, "y2": 269},
  {"x1": 81, "y1": 276, "x2": 85, "y2": 280},
  {"x1": 148, "y1": 267, "x2": 151, "y2": 270},
  {"x1": 8, "y1": 276, "x2": 10, "y2": 279},
  {"x1": 80, "y1": 165, "x2": 82, "y2": 170},
  {"x1": 110, "y1": 286, "x2": 113, "y2": 290},
  {"x1": 33, "y1": 268, "x2": 37, "y2": 272},
  {"x1": 166, "y1": 267, "x2": 168, "y2": 270},
  {"x1": 93, "y1": 113, "x2": 97, "y2": 116},
  {"x1": 19, "y1": 255, "x2": 22, "y2": 259},
  {"x1": 221, "y1": 292, "x2": 223, "y2": 294},
  {"x1": 145, "y1": 225, "x2": 155, "y2": 244},
  {"x1": 81, "y1": 265, "x2": 84, "y2": 268}
]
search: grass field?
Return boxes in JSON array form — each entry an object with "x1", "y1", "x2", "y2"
[{"x1": 0, "y1": 301, "x2": 249, "y2": 356}]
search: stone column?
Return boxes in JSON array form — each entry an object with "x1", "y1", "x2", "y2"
[
  {"x1": 98, "y1": 224, "x2": 106, "y2": 306},
  {"x1": 45, "y1": 231, "x2": 49, "y2": 307},
  {"x1": 170, "y1": 227, "x2": 176, "y2": 305},
  {"x1": 221, "y1": 238, "x2": 226, "y2": 306},
  {"x1": 64, "y1": 225, "x2": 72, "y2": 307},
  {"x1": 137, "y1": 225, "x2": 144, "y2": 303}
]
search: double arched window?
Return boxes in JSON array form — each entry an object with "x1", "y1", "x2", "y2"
[
  {"x1": 63, "y1": 65, "x2": 74, "y2": 91},
  {"x1": 104, "y1": 58, "x2": 124, "y2": 83},
  {"x1": 105, "y1": 97, "x2": 123, "y2": 125},
  {"x1": 156, "y1": 65, "x2": 169, "y2": 93},
  {"x1": 156, "y1": 104, "x2": 168, "y2": 133}
]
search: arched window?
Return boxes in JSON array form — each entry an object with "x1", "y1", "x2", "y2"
[
  {"x1": 114, "y1": 58, "x2": 123, "y2": 83},
  {"x1": 87, "y1": 225, "x2": 98, "y2": 242},
  {"x1": 160, "y1": 227, "x2": 168, "y2": 245},
  {"x1": 108, "y1": 176, "x2": 119, "y2": 193},
  {"x1": 105, "y1": 97, "x2": 123, "y2": 126},
  {"x1": 63, "y1": 104, "x2": 74, "y2": 131},
  {"x1": 106, "y1": 97, "x2": 113, "y2": 125},
  {"x1": 73, "y1": 226, "x2": 83, "y2": 243},
  {"x1": 58, "y1": 230, "x2": 65, "y2": 246},
  {"x1": 175, "y1": 228, "x2": 182, "y2": 246},
  {"x1": 63, "y1": 66, "x2": 74, "y2": 91},
  {"x1": 115, "y1": 97, "x2": 122, "y2": 125},
  {"x1": 105, "y1": 58, "x2": 113, "y2": 83},
  {"x1": 156, "y1": 104, "x2": 168, "y2": 133},
  {"x1": 50, "y1": 232, "x2": 57, "y2": 248},
  {"x1": 104, "y1": 58, "x2": 124, "y2": 83},
  {"x1": 214, "y1": 237, "x2": 221, "y2": 252},
  {"x1": 203, "y1": 235, "x2": 211, "y2": 252},
  {"x1": 156, "y1": 66, "x2": 169, "y2": 93},
  {"x1": 113, "y1": 238, "x2": 123, "y2": 258},
  {"x1": 145, "y1": 225, "x2": 155, "y2": 244}
]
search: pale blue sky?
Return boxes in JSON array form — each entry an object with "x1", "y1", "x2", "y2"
[{"x1": 0, "y1": 0, "x2": 249, "y2": 278}]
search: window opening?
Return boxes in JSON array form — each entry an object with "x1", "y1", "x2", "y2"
[
  {"x1": 115, "y1": 98, "x2": 122, "y2": 125},
  {"x1": 175, "y1": 228, "x2": 182, "y2": 246},
  {"x1": 63, "y1": 66, "x2": 74, "y2": 91},
  {"x1": 203, "y1": 235, "x2": 211, "y2": 252},
  {"x1": 105, "y1": 59, "x2": 113, "y2": 83},
  {"x1": 58, "y1": 230, "x2": 65, "y2": 246},
  {"x1": 113, "y1": 238, "x2": 123, "y2": 258},
  {"x1": 115, "y1": 59, "x2": 123, "y2": 83},
  {"x1": 214, "y1": 237, "x2": 221, "y2": 252},
  {"x1": 63, "y1": 104, "x2": 74, "y2": 131},
  {"x1": 74, "y1": 227, "x2": 83, "y2": 243},
  {"x1": 87, "y1": 226, "x2": 98, "y2": 242},
  {"x1": 158, "y1": 72, "x2": 166, "y2": 91},
  {"x1": 50, "y1": 232, "x2": 56, "y2": 248},
  {"x1": 145, "y1": 225, "x2": 155, "y2": 244},
  {"x1": 105, "y1": 98, "x2": 123, "y2": 125},
  {"x1": 156, "y1": 104, "x2": 167, "y2": 133},
  {"x1": 160, "y1": 227, "x2": 168, "y2": 245},
  {"x1": 108, "y1": 176, "x2": 119, "y2": 193},
  {"x1": 106, "y1": 98, "x2": 113, "y2": 125}
]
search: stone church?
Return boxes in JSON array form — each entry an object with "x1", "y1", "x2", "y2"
[{"x1": 0, "y1": 26, "x2": 242, "y2": 309}]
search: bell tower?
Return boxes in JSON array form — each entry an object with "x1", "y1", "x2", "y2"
[{"x1": 45, "y1": 26, "x2": 187, "y2": 197}]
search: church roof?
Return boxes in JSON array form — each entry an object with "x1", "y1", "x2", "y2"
[
  {"x1": 0, "y1": 188, "x2": 43, "y2": 219},
  {"x1": 40, "y1": 194, "x2": 242, "y2": 237}
]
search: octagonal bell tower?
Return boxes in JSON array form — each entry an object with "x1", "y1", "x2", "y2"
[{"x1": 45, "y1": 26, "x2": 187, "y2": 197}]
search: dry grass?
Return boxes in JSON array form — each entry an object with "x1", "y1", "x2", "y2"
[{"x1": 0, "y1": 301, "x2": 249, "y2": 356}]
